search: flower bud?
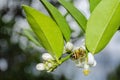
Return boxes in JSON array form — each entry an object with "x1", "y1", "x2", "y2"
[
  {"x1": 65, "y1": 42, "x2": 73, "y2": 51},
  {"x1": 44, "y1": 62, "x2": 53, "y2": 72},
  {"x1": 47, "y1": 63, "x2": 53, "y2": 68},
  {"x1": 36, "y1": 63, "x2": 45, "y2": 71},
  {"x1": 87, "y1": 52, "x2": 95, "y2": 65},
  {"x1": 42, "y1": 53, "x2": 54, "y2": 61}
]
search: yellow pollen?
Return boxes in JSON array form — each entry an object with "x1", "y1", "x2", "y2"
[{"x1": 83, "y1": 69, "x2": 90, "y2": 76}]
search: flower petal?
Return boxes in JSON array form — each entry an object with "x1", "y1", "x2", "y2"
[
  {"x1": 87, "y1": 52, "x2": 95, "y2": 65},
  {"x1": 65, "y1": 42, "x2": 73, "y2": 51},
  {"x1": 93, "y1": 60, "x2": 97, "y2": 67}
]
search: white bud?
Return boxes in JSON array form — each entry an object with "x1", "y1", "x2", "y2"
[
  {"x1": 42, "y1": 53, "x2": 54, "y2": 61},
  {"x1": 87, "y1": 52, "x2": 95, "y2": 65},
  {"x1": 65, "y1": 42, "x2": 73, "y2": 51},
  {"x1": 36, "y1": 63, "x2": 45, "y2": 71},
  {"x1": 47, "y1": 63, "x2": 53, "y2": 68}
]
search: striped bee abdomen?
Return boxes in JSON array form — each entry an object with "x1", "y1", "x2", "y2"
[{"x1": 71, "y1": 48, "x2": 86, "y2": 60}]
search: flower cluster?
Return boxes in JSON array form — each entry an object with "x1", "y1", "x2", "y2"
[
  {"x1": 36, "y1": 53, "x2": 58, "y2": 72},
  {"x1": 65, "y1": 42, "x2": 97, "y2": 76},
  {"x1": 36, "y1": 41, "x2": 97, "y2": 75},
  {"x1": 75, "y1": 52, "x2": 96, "y2": 75}
]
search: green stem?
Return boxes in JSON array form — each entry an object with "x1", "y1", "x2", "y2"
[{"x1": 60, "y1": 53, "x2": 72, "y2": 63}]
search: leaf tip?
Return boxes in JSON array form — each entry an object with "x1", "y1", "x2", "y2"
[{"x1": 21, "y1": 4, "x2": 30, "y2": 11}]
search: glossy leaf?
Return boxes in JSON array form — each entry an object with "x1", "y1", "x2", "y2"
[
  {"x1": 59, "y1": 0, "x2": 87, "y2": 32},
  {"x1": 40, "y1": 0, "x2": 71, "y2": 42},
  {"x1": 22, "y1": 5, "x2": 64, "y2": 59},
  {"x1": 23, "y1": 29, "x2": 41, "y2": 46},
  {"x1": 86, "y1": 0, "x2": 120, "y2": 54},
  {"x1": 89, "y1": 0, "x2": 101, "y2": 13}
]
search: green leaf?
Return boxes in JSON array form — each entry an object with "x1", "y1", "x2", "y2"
[
  {"x1": 86, "y1": 0, "x2": 120, "y2": 54},
  {"x1": 22, "y1": 29, "x2": 41, "y2": 46},
  {"x1": 40, "y1": 0, "x2": 71, "y2": 42},
  {"x1": 22, "y1": 5, "x2": 64, "y2": 60},
  {"x1": 59, "y1": 0, "x2": 87, "y2": 32},
  {"x1": 89, "y1": 0, "x2": 101, "y2": 13}
]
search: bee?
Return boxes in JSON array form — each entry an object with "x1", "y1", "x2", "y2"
[{"x1": 71, "y1": 47, "x2": 86, "y2": 60}]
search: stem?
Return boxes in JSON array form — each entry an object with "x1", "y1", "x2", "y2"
[
  {"x1": 60, "y1": 53, "x2": 72, "y2": 63},
  {"x1": 56, "y1": 58, "x2": 61, "y2": 64}
]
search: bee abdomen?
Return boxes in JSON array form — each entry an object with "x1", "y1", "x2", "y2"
[
  {"x1": 72, "y1": 51, "x2": 80, "y2": 59},
  {"x1": 71, "y1": 48, "x2": 86, "y2": 60}
]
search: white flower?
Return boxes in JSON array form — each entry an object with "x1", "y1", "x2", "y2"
[
  {"x1": 87, "y1": 52, "x2": 95, "y2": 65},
  {"x1": 75, "y1": 59, "x2": 85, "y2": 68},
  {"x1": 42, "y1": 53, "x2": 54, "y2": 61},
  {"x1": 72, "y1": 51, "x2": 97, "y2": 75},
  {"x1": 36, "y1": 63, "x2": 45, "y2": 71},
  {"x1": 65, "y1": 42, "x2": 74, "y2": 51},
  {"x1": 87, "y1": 52, "x2": 97, "y2": 67}
]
